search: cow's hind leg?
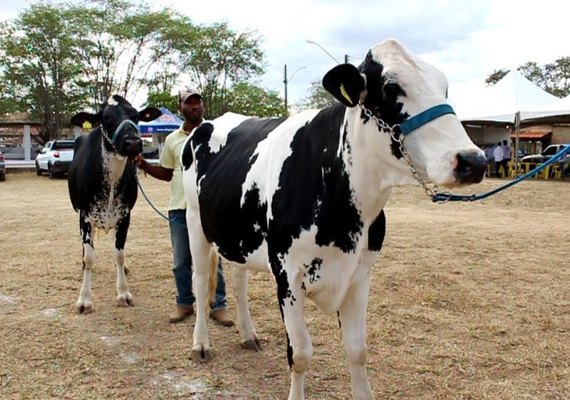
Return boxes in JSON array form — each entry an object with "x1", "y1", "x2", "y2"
[
  {"x1": 338, "y1": 259, "x2": 375, "y2": 400},
  {"x1": 232, "y1": 267, "x2": 262, "y2": 351},
  {"x1": 76, "y1": 213, "x2": 95, "y2": 313},
  {"x1": 188, "y1": 209, "x2": 215, "y2": 362},
  {"x1": 114, "y1": 214, "x2": 134, "y2": 307}
]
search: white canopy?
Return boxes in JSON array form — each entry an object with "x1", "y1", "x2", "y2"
[{"x1": 449, "y1": 70, "x2": 560, "y2": 124}]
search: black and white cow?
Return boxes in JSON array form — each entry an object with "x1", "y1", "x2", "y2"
[
  {"x1": 68, "y1": 95, "x2": 161, "y2": 314},
  {"x1": 182, "y1": 39, "x2": 487, "y2": 399}
]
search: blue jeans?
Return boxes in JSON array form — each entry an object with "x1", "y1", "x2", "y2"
[{"x1": 169, "y1": 209, "x2": 228, "y2": 311}]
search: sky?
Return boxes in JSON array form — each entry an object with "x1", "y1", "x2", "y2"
[{"x1": 1, "y1": 0, "x2": 570, "y2": 106}]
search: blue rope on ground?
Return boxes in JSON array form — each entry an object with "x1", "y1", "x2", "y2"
[{"x1": 432, "y1": 144, "x2": 570, "y2": 203}]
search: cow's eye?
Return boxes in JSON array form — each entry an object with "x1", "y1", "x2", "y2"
[{"x1": 383, "y1": 82, "x2": 403, "y2": 98}]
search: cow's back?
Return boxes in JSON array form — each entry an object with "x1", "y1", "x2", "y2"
[{"x1": 189, "y1": 106, "x2": 364, "y2": 263}]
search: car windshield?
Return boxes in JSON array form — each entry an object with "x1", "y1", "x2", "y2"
[{"x1": 52, "y1": 141, "x2": 75, "y2": 150}]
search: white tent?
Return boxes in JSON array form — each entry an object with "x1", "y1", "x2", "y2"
[
  {"x1": 534, "y1": 94, "x2": 570, "y2": 113},
  {"x1": 449, "y1": 70, "x2": 560, "y2": 124}
]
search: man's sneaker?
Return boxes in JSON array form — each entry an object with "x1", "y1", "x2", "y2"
[
  {"x1": 209, "y1": 309, "x2": 235, "y2": 327},
  {"x1": 169, "y1": 305, "x2": 194, "y2": 323}
]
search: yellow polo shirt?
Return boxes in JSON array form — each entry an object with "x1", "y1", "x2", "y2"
[{"x1": 160, "y1": 127, "x2": 191, "y2": 210}]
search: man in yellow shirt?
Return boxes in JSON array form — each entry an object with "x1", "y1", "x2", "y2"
[{"x1": 138, "y1": 87, "x2": 233, "y2": 326}]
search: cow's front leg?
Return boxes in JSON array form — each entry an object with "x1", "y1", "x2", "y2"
[
  {"x1": 77, "y1": 213, "x2": 95, "y2": 313},
  {"x1": 232, "y1": 267, "x2": 262, "y2": 351},
  {"x1": 338, "y1": 256, "x2": 375, "y2": 400},
  {"x1": 114, "y1": 214, "x2": 133, "y2": 307},
  {"x1": 275, "y1": 264, "x2": 312, "y2": 400}
]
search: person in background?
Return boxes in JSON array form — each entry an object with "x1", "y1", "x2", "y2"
[
  {"x1": 493, "y1": 141, "x2": 504, "y2": 178},
  {"x1": 137, "y1": 87, "x2": 234, "y2": 326},
  {"x1": 501, "y1": 139, "x2": 512, "y2": 177}
]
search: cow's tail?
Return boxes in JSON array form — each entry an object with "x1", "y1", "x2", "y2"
[{"x1": 208, "y1": 249, "x2": 218, "y2": 308}]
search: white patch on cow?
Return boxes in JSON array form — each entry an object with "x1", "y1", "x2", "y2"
[
  {"x1": 208, "y1": 112, "x2": 250, "y2": 151},
  {"x1": 241, "y1": 110, "x2": 320, "y2": 220},
  {"x1": 89, "y1": 143, "x2": 130, "y2": 232},
  {"x1": 107, "y1": 96, "x2": 119, "y2": 106}
]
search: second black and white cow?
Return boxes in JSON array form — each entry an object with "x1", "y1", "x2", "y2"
[
  {"x1": 182, "y1": 39, "x2": 487, "y2": 399},
  {"x1": 68, "y1": 95, "x2": 161, "y2": 313}
]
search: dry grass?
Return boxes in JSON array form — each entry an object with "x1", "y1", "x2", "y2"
[{"x1": 0, "y1": 171, "x2": 568, "y2": 399}]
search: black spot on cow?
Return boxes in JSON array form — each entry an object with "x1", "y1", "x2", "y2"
[
  {"x1": 192, "y1": 117, "x2": 284, "y2": 262},
  {"x1": 303, "y1": 257, "x2": 323, "y2": 284},
  {"x1": 368, "y1": 210, "x2": 386, "y2": 251},
  {"x1": 270, "y1": 105, "x2": 363, "y2": 257}
]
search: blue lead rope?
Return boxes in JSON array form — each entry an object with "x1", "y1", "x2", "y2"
[{"x1": 432, "y1": 144, "x2": 570, "y2": 202}]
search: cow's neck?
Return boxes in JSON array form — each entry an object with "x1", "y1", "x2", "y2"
[
  {"x1": 101, "y1": 140, "x2": 128, "y2": 186},
  {"x1": 342, "y1": 107, "x2": 412, "y2": 218}
]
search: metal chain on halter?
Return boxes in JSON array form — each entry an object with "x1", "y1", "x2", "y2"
[
  {"x1": 359, "y1": 104, "x2": 439, "y2": 198},
  {"x1": 101, "y1": 127, "x2": 119, "y2": 153}
]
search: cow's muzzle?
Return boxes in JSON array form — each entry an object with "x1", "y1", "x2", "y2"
[
  {"x1": 123, "y1": 137, "x2": 143, "y2": 156},
  {"x1": 454, "y1": 150, "x2": 487, "y2": 184}
]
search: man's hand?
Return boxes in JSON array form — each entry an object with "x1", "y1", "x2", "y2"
[{"x1": 135, "y1": 155, "x2": 147, "y2": 174}]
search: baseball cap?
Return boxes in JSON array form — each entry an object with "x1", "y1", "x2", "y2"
[{"x1": 178, "y1": 86, "x2": 202, "y2": 103}]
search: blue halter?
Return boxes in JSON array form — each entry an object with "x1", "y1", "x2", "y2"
[{"x1": 398, "y1": 104, "x2": 455, "y2": 136}]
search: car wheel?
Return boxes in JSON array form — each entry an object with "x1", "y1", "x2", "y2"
[
  {"x1": 0, "y1": 172, "x2": 5, "y2": 181},
  {"x1": 35, "y1": 161, "x2": 42, "y2": 176},
  {"x1": 48, "y1": 163, "x2": 55, "y2": 179}
]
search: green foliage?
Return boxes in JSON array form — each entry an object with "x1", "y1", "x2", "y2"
[
  {"x1": 177, "y1": 22, "x2": 266, "y2": 117},
  {"x1": 0, "y1": 0, "x2": 281, "y2": 142},
  {"x1": 145, "y1": 90, "x2": 178, "y2": 112},
  {"x1": 0, "y1": 3, "x2": 86, "y2": 142},
  {"x1": 487, "y1": 59, "x2": 570, "y2": 98},
  {"x1": 485, "y1": 69, "x2": 509, "y2": 86},
  {"x1": 298, "y1": 79, "x2": 337, "y2": 110},
  {"x1": 225, "y1": 82, "x2": 285, "y2": 118}
]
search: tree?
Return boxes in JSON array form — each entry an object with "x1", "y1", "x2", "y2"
[
  {"x1": 486, "y1": 58, "x2": 570, "y2": 98},
  {"x1": 485, "y1": 69, "x2": 509, "y2": 86},
  {"x1": 66, "y1": 0, "x2": 187, "y2": 109},
  {"x1": 145, "y1": 90, "x2": 178, "y2": 112},
  {"x1": 177, "y1": 22, "x2": 266, "y2": 118},
  {"x1": 298, "y1": 79, "x2": 337, "y2": 110},
  {"x1": 226, "y1": 82, "x2": 284, "y2": 117},
  {"x1": 0, "y1": 4, "x2": 86, "y2": 143}
]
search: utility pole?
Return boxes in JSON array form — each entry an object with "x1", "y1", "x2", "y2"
[
  {"x1": 283, "y1": 64, "x2": 306, "y2": 116},
  {"x1": 283, "y1": 64, "x2": 288, "y2": 116},
  {"x1": 344, "y1": 54, "x2": 349, "y2": 64}
]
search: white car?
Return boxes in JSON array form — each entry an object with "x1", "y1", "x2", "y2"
[{"x1": 35, "y1": 139, "x2": 75, "y2": 178}]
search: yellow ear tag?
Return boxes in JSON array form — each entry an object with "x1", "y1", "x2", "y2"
[{"x1": 340, "y1": 84, "x2": 353, "y2": 105}]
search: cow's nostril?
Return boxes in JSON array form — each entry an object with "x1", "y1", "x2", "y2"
[{"x1": 455, "y1": 151, "x2": 487, "y2": 184}]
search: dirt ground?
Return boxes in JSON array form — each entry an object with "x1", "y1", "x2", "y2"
[{"x1": 0, "y1": 171, "x2": 568, "y2": 400}]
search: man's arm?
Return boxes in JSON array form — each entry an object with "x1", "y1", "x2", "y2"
[{"x1": 137, "y1": 157, "x2": 173, "y2": 182}]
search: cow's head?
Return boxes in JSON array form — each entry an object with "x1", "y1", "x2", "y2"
[
  {"x1": 322, "y1": 38, "x2": 486, "y2": 188},
  {"x1": 71, "y1": 96, "x2": 161, "y2": 158}
]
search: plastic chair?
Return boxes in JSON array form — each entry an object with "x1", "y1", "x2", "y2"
[{"x1": 550, "y1": 164, "x2": 562, "y2": 180}]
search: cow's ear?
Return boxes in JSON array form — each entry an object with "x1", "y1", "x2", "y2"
[
  {"x1": 70, "y1": 112, "x2": 99, "y2": 127},
  {"x1": 139, "y1": 107, "x2": 162, "y2": 122},
  {"x1": 322, "y1": 64, "x2": 365, "y2": 108}
]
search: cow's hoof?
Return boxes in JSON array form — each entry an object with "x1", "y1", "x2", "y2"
[
  {"x1": 76, "y1": 302, "x2": 93, "y2": 314},
  {"x1": 117, "y1": 296, "x2": 134, "y2": 307},
  {"x1": 191, "y1": 347, "x2": 213, "y2": 363},
  {"x1": 241, "y1": 338, "x2": 262, "y2": 351}
]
